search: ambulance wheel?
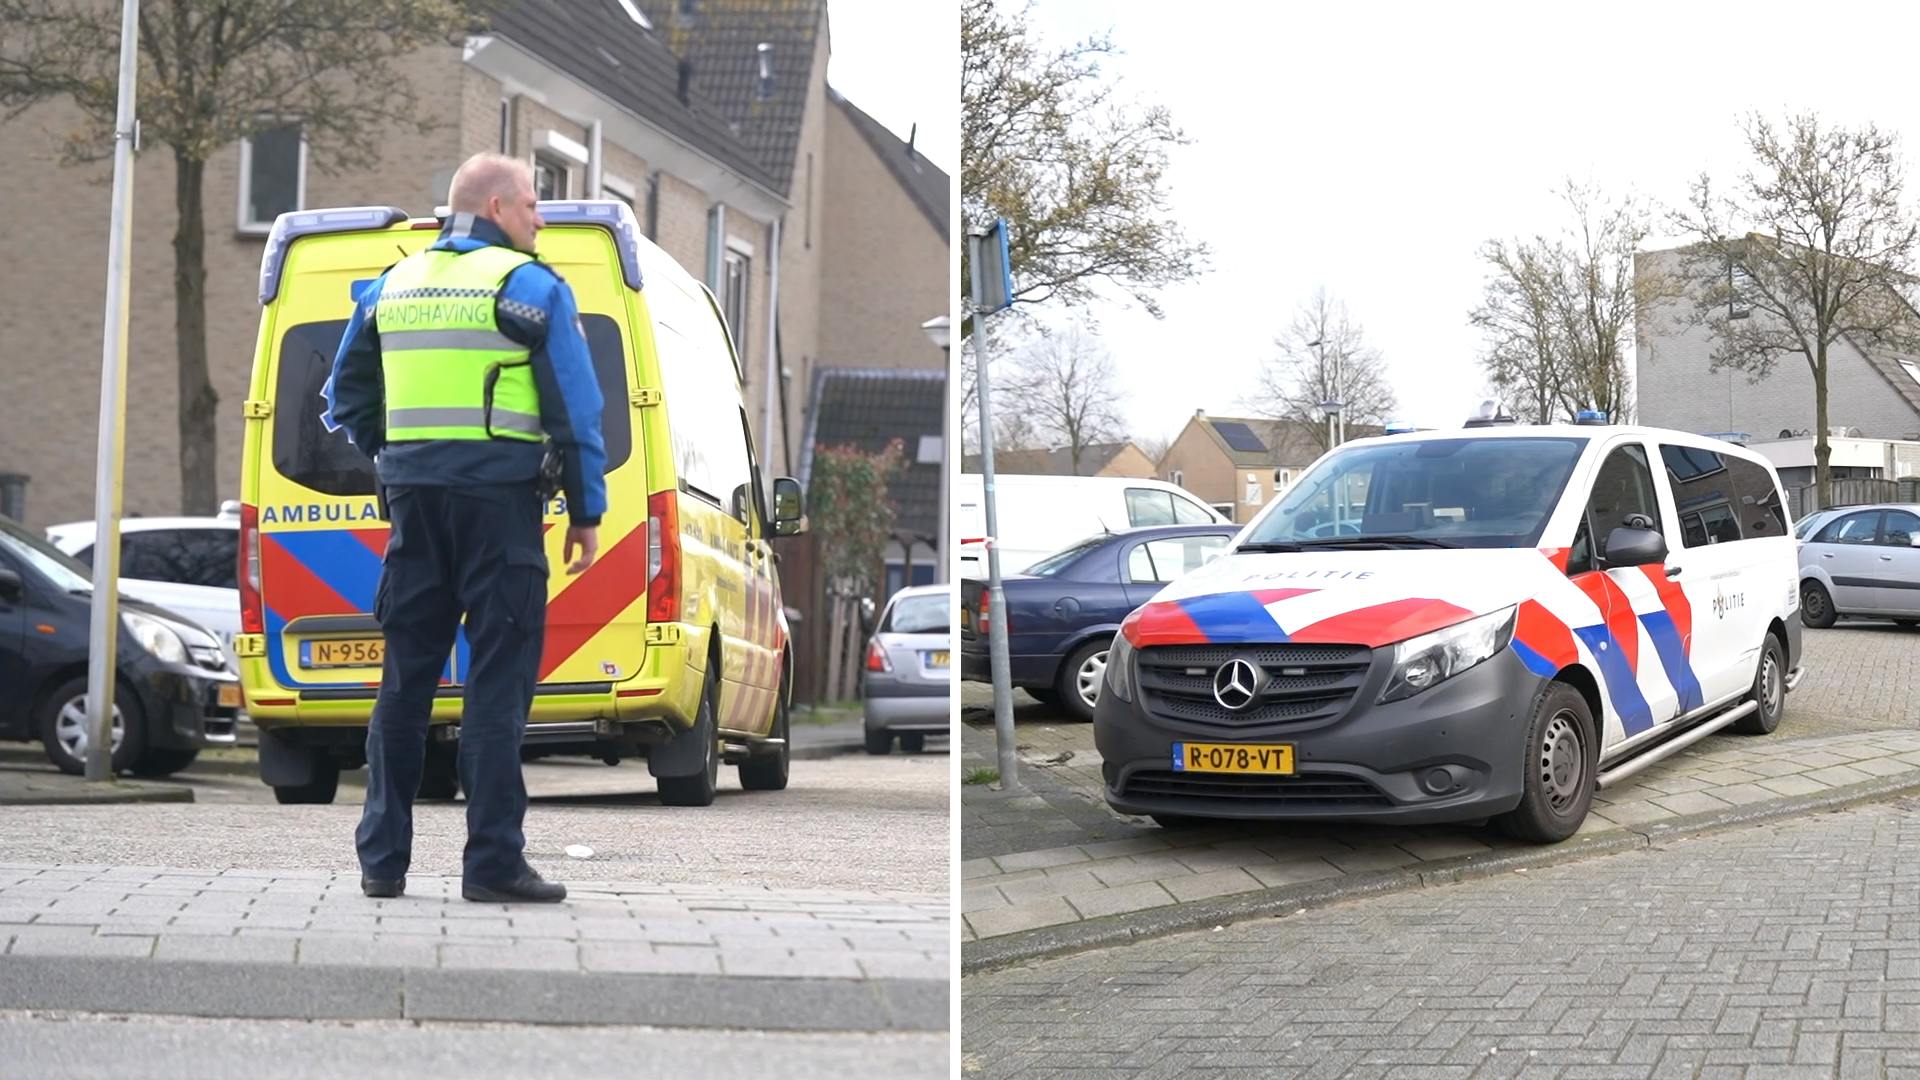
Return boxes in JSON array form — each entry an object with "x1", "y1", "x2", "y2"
[
  {"x1": 738, "y1": 671, "x2": 791, "y2": 792},
  {"x1": 1055, "y1": 641, "x2": 1108, "y2": 722},
  {"x1": 417, "y1": 740, "x2": 460, "y2": 800},
  {"x1": 1495, "y1": 682, "x2": 1597, "y2": 844},
  {"x1": 1734, "y1": 634, "x2": 1786, "y2": 735},
  {"x1": 130, "y1": 747, "x2": 199, "y2": 778},
  {"x1": 38, "y1": 677, "x2": 143, "y2": 777},
  {"x1": 658, "y1": 668, "x2": 720, "y2": 807},
  {"x1": 272, "y1": 761, "x2": 339, "y2": 805},
  {"x1": 1800, "y1": 581, "x2": 1836, "y2": 628}
]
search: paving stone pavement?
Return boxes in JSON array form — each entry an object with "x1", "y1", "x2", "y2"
[
  {"x1": 963, "y1": 795, "x2": 1920, "y2": 1079},
  {"x1": 962, "y1": 624, "x2": 1920, "y2": 946}
]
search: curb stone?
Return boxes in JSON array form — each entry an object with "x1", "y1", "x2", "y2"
[{"x1": 961, "y1": 765, "x2": 1920, "y2": 974}]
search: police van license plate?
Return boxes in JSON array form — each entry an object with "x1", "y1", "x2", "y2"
[
  {"x1": 1172, "y1": 742, "x2": 1294, "y2": 775},
  {"x1": 302, "y1": 638, "x2": 385, "y2": 669}
]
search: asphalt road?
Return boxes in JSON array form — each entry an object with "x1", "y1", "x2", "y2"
[
  {"x1": 0, "y1": 1010, "x2": 949, "y2": 1079},
  {"x1": 0, "y1": 749, "x2": 951, "y2": 895}
]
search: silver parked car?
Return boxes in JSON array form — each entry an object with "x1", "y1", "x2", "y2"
[
  {"x1": 861, "y1": 584, "x2": 950, "y2": 755},
  {"x1": 1797, "y1": 503, "x2": 1920, "y2": 628}
]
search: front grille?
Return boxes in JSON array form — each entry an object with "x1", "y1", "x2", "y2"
[
  {"x1": 1136, "y1": 643, "x2": 1372, "y2": 731},
  {"x1": 1123, "y1": 769, "x2": 1391, "y2": 808}
]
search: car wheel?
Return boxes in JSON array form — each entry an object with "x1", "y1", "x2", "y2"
[
  {"x1": 1055, "y1": 641, "x2": 1108, "y2": 722},
  {"x1": 659, "y1": 666, "x2": 721, "y2": 807},
  {"x1": 1494, "y1": 682, "x2": 1597, "y2": 844},
  {"x1": 1733, "y1": 633, "x2": 1786, "y2": 735},
  {"x1": 38, "y1": 676, "x2": 144, "y2": 777},
  {"x1": 1801, "y1": 580, "x2": 1837, "y2": 628},
  {"x1": 272, "y1": 760, "x2": 340, "y2": 805},
  {"x1": 417, "y1": 739, "x2": 460, "y2": 801},
  {"x1": 130, "y1": 747, "x2": 199, "y2": 778},
  {"x1": 864, "y1": 729, "x2": 894, "y2": 755},
  {"x1": 900, "y1": 732, "x2": 927, "y2": 753},
  {"x1": 738, "y1": 666, "x2": 791, "y2": 792}
]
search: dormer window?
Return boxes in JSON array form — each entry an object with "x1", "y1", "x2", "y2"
[{"x1": 754, "y1": 44, "x2": 774, "y2": 100}]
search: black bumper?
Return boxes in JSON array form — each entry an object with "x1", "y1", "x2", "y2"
[
  {"x1": 129, "y1": 658, "x2": 240, "y2": 751},
  {"x1": 1095, "y1": 646, "x2": 1542, "y2": 825}
]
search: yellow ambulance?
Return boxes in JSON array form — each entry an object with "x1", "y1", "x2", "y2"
[{"x1": 236, "y1": 201, "x2": 805, "y2": 807}]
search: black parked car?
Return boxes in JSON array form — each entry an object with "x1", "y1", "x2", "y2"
[
  {"x1": 961, "y1": 524, "x2": 1239, "y2": 720},
  {"x1": 0, "y1": 514, "x2": 239, "y2": 776}
]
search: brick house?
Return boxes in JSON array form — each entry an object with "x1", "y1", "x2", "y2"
[
  {"x1": 1157, "y1": 412, "x2": 1338, "y2": 523},
  {"x1": 960, "y1": 441, "x2": 1157, "y2": 479}
]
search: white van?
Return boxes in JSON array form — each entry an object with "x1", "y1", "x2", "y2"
[
  {"x1": 957, "y1": 474, "x2": 1226, "y2": 578},
  {"x1": 1095, "y1": 421, "x2": 1804, "y2": 842}
]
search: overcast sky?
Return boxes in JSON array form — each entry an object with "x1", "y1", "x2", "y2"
[
  {"x1": 825, "y1": 0, "x2": 957, "y2": 174},
  {"x1": 1014, "y1": 0, "x2": 1920, "y2": 447}
]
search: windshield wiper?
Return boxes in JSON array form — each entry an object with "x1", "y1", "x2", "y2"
[
  {"x1": 1233, "y1": 541, "x2": 1306, "y2": 554},
  {"x1": 1296, "y1": 535, "x2": 1461, "y2": 549}
]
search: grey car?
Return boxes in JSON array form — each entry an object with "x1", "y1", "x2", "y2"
[
  {"x1": 1797, "y1": 502, "x2": 1920, "y2": 628},
  {"x1": 861, "y1": 584, "x2": 950, "y2": 755}
]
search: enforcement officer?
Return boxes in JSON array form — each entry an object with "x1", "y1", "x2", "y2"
[{"x1": 328, "y1": 153, "x2": 607, "y2": 904}]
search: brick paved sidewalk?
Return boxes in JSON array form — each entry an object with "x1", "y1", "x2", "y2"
[{"x1": 0, "y1": 863, "x2": 947, "y2": 1030}]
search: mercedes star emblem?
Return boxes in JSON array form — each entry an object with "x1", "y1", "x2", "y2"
[{"x1": 1212, "y1": 658, "x2": 1262, "y2": 711}]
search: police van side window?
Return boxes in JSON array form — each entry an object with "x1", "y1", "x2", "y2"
[
  {"x1": 1725, "y1": 456, "x2": 1787, "y2": 539},
  {"x1": 1660, "y1": 443, "x2": 1738, "y2": 547},
  {"x1": 1585, "y1": 444, "x2": 1662, "y2": 564}
]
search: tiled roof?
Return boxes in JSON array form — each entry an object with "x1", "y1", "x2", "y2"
[
  {"x1": 829, "y1": 86, "x2": 949, "y2": 236},
  {"x1": 483, "y1": 0, "x2": 781, "y2": 193},
  {"x1": 800, "y1": 368, "x2": 946, "y2": 538},
  {"x1": 961, "y1": 442, "x2": 1140, "y2": 476},
  {"x1": 637, "y1": 0, "x2": 825, "y2": 192}
]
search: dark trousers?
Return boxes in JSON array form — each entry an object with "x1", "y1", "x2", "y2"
[{"x1": 354, "y1": 483, "x2": 548, "y2": 885}]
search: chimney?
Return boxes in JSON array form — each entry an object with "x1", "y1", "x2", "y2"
[
  {"x1": 907, "y1": 122, "x2": 917, "y2": 158},
  {"x1": 676, "y1": 59, "x2": 692, "y2": 105},
  {"x1": 1195, "y1": 408, "x2": 1206, "y2": 418},
  {"x1": 754, "y1": 43, "x2": 774, "y2": 101}
]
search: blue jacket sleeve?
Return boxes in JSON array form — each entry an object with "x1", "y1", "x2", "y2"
[
  {"x1": 504, "y1": 265, "x2": 608, "y2": 527},
  {"x1": 327, "y1": 276, "x2": 387, "y2": 457}
]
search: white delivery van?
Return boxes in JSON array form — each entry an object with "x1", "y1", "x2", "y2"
[
  {"x1": 956, "y1": 474, "x2": 1226, "y2": 578},
  {"x1": 1095, "y1": 418, "x2": 1803, "y2": 842}
]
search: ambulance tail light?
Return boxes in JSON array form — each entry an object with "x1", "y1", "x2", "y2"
[
  {"x1": 647, "y1": 491, "x2": 680, "y2": 624},
  {"x1": 239, "y1": 504, "x2": 264, "y2": 635}
]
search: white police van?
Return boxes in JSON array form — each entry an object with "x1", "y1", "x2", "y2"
[{"x1": 1095, "y1": 411, "x2": 1804, "y2": 842}]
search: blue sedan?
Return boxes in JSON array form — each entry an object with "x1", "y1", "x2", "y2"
[{"x1": 960, "y1": 524, "x2": 1240, "y2": 720}]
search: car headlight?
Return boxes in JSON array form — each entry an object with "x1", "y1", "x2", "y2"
[
  {"x1": 123, "y1": 611, "x2": 188, "y2": 665},
  {"x1": 1378, "y1": 605, "x2": 1516, "y2": 703},
  {"x1": 1104, "y1": 629, "x2": 1136, "y2": 704}
]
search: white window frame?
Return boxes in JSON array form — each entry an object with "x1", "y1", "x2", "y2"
[
  {"x1": 1244, "y1": 471, "x2": 1261, "y2": 505},
  {"x1": 534, "y1": 128, "x2": 589, "y2": 166},
  {"x1": 533, "y1": 154, "x2": 571, "y2": 201},
  {"x1": 601, "y1": 171, "x2": 637, "y2": 207},
  {"x1": 721, "y1": 239, "x2": 751, "y2": 357},
  {"x1": 236, "y1": 124, "x2": 307, "y2": 235},
  {"x1": 1169, "y1": 468, "x2": 1183, "y2": 487}
]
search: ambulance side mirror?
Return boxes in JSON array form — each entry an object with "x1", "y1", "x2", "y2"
[
  {"x1": 770, "y1": 477, "x2": 807, "y2": 536},
  {"x1": 1601, "y1": 526, "x2": 1667, "y2": 569}
]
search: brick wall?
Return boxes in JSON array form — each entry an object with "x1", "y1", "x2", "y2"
[{"x1": 1156, "y1": 421, "x2": 1237, "y2": 516}]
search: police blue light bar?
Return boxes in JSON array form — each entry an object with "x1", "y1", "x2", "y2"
[
  {"x1": 1573, "y1": 409, "x2": 1609, "y2": 425},
  {"x1": 257, "y1": 206, "x2": 410, "y2": 305},
  {"x1": 1384, "y1": 421, "x2": 1416, "y2": 435},
  {"x1": 536, "y1": 200, "x2": 644, "y2": 292}
]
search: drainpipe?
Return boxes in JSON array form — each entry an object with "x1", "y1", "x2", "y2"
[
  {"x1": 762, "y1": 216, "x2": 783, "y2": 477},
  {"x1": 586, "y1": 119, "x2": 603, "y2": 198}
]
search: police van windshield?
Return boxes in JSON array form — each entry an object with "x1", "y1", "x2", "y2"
[{"x1": 1241, "y1": 436, "x2": 1587, "y2": 549}]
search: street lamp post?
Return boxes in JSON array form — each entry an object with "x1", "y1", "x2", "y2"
[{"x1": 920, "y1": 315, "x2": 950, "y2": 585}]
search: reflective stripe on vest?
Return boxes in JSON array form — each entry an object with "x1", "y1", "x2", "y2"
[{"x1": 375, "y1": 245, "x2": 544, "y2": 443}]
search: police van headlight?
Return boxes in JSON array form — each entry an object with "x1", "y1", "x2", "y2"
[
  {"x1": 1379, "y1": 606, "x2": 1516, "y2": 704},
  {"x1": 1104, "y1": 630, "x2": 1137, "y2": 704},
  {"x1": 123, "y1": 611, "x2": 189, "y2": 665}
]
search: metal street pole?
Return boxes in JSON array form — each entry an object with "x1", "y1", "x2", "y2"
[
  {"x1": 85, "y1": 0, "x2": 142, "y2": 782},
  {"x1": 968, "y1": 226, "x2": 1018, "y2": 789}
]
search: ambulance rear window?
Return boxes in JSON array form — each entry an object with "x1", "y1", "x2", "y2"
[{"x1": 271, "y1": 315, "x2": 633, "y2": 497}]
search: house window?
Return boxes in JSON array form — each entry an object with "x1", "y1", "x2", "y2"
[
  {"x1": 533, "y1": 155, "x2": 569, "y2": 200},
  {"x1": 498, "y1": 99, "x2": 511, "y2": 153},
  {"x1": 1170, "y1": 469, "x2": 1183, "y2": 488},
  {"x1": 238, "y1": 123, "x2": 304, "y2": 233},
  {"x1": 1729, "y1": 262, "x2": 1754, "y2": 320},
  {"x1": 1244, "y1": 472, "x2": 1261, "y2": 505},
  {"x1": 721, "y1": 246, "x2": 750, "y2": 353},
  {"x1": 602, "y1": 173, "x2": 638, "y2": 213}
]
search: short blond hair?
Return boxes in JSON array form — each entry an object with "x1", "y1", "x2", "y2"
[{"x1": 448, "y1": 153, "x2": 533, "y2": 213}]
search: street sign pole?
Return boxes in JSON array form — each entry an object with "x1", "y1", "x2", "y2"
[
  {"x1": 968, "y1": 221, "x2": 1019, "y2": 788},
  {"x1": 84, "y1": 0, "x2": 142, "y2": 782}
]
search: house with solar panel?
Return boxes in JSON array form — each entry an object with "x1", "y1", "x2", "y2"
[{"x1": 1157, "y1": 411, "x2": 1378, "y2": 523}]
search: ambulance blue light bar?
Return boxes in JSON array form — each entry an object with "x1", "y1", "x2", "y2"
[
  {"x1": 257, "y1": 206, "x2": 410, "y2": 305},
  {"x1": 535, "y1": 200, "x2": 645, "y2": 292}
]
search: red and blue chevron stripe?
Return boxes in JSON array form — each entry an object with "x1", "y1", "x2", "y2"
[{"x1": 1121, "y1": 589, "x2": 1475, "y2": 650}]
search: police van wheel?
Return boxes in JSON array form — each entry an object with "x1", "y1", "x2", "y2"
[
  {"x1": 1495, "y1": 683, "x2": 1597, "y2": 844},
  {"x1": 738, "y1": 672, "x2": 791, "y2": 792},
  {"x1": 1801, "y1": 581, "x2": 1836, "y2": 628},
  {"x1": 272, "y1": 762, "x2": 340, "y2": 805},
  {"x1": 417, "y1": 741, "x2": 460, "y2": 801},
  {"x1": 658, "y1": 669, "x2": 720, "y2": 807},
  {"x1": 1734, "y1": 634, "x2": 1786, "y2": 735}
]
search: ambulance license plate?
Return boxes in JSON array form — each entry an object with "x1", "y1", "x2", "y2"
[
  {"x1": 926, "y1": 650, "x2": 950, "y2": 669},
  {"x1": 303, "y1": 638, "x2": 385, "y2": 669},
  {"x1": 1172, "y1": 742, "x2": 1294, "y2": 775}
]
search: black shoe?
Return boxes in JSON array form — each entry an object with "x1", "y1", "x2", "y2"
[
  {"x1": 361, "y1": 875, "x2": 405, "y2": 898},
  {"x1": 462, "y1": 868, "x2": 567, "y2": 904}
]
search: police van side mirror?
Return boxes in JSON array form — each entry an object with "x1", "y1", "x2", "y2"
[
  {"x1": 0, "y1": 568, "x2": 21, "y2": 605},
  {"x1": 770, "y1": 477, "x2": 807, "y2": 536},
  {"x1": 1601, "y1": 526, "x2": 1667, "y2": 569}
]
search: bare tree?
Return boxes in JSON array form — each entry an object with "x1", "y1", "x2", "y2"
[
  {"x1": 958, "y1": 329, "x2": 1047, "y2": 458},
  {"x1": 1246, "y1": 290, "x2": 1397, "y2": 453},
  {"x1": 1000, "y1": 323, "x2": 1126, "y2": 474},
  {"x1": 1671, "y1": 112, "x2": 1920, "y2": 506},
  {"x1": 0, "y1": 0, "x2": 477, "y2": 513},
  {"x1": 1473, "y1": 183, "x2": 1677, "y2": 424},
  {"x1": 1135, "y1": 431, "x2": 1172, "y2": 467}
]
